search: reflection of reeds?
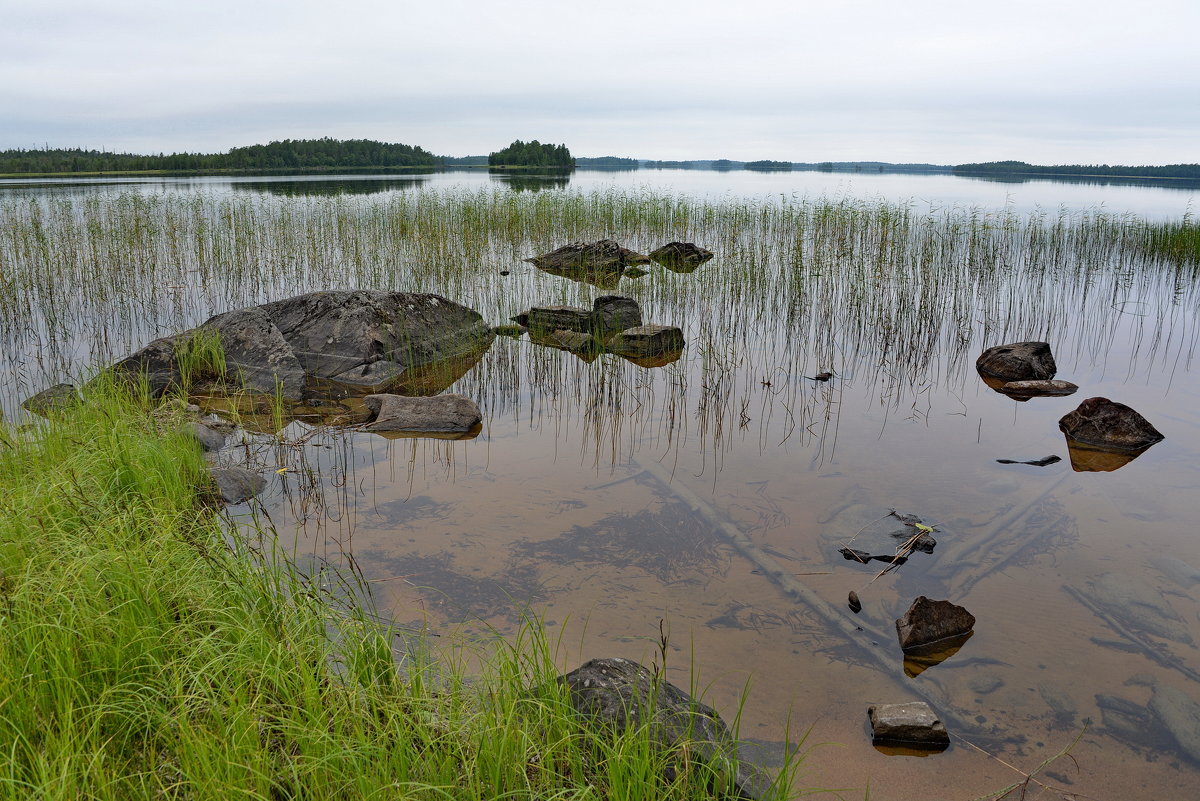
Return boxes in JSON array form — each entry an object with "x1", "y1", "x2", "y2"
[{"x1": 2, "y1": 189, "x2": 1197, "y2": 462}]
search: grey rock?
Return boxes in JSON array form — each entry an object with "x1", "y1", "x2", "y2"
[
  {"x1": 867, "y1": 701, "x2": 950, "y2": 747},
  {"x1": 649, "y1": 242, "x2": 715, "y2": 272},
  {"x1": 592, "y1": 295, "x2": 643, "y2": 332},
  {"x1": 556, "y1": 657, "x2": 772, "y2": 799},
  {"x1": 1149, "y1": 685, "x2": 1200, "y2": 764},
  {"x1": 895, "y1": 596, "x2": 976, "y2": 653},
  {"x1": 21, "y1": 383, "x2": 79, "y2": 417},
  {"x1": 208, "y1": 466, "x2": 266, "y2": 505},
  {"x1": 363, "y1": 393, "x2": 482, "y2": 434},
  {"x1": 976, "y1": 341, "x2": 1057, "y2": 381},
  {"x1": 189, "y1": 421, "x2": 227, "y2": 452},
  {"x1": 105, "y1": 291, "x2": 493, "y2": 402},
  {"x1": 1059, "y1": 397, "x2": 1164, "y2": 452},
  {"x1": 606, "y1": 325, "x2": 685, "y2": 358},
  {"x1": 1000, "y1": 379, "x2": 1078, "y2": 398}
]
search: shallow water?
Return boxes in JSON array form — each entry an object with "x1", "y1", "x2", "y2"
[{"x1": 3, "y1": 177, "x2": 1199, "y2": 799}]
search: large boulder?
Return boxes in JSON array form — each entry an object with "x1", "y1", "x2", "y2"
[
  {"x1": 105, "y1": 291, "x2": 494, "y2": 401},
  {"x1": 976, "y1": 341, "x2": 1057, "y2": 381},
  {"x1": 555, "y1": 658, "x2": 772, "y2": 799},
  {"x1": 1058, "y1": 397, "x2": 1164, "y2": 452},
  {"x1": 362, "y1": 393, "x2": 482, "y2": 435}
]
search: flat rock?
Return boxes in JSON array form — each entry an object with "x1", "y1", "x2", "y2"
[
  {"x1": 867, "y1": 702, "x2": 950, "y2": 747},
  {"x1": 363, "y1": 393, "x2": 481, "y2": 434},
  {"x1": 896, "y1": 596, "x2": 976, "y2": 653},
  {"x1": 1058, "y1": 397, "x2": 1164, "y2": 452},
  {"x1": 21, "y1": 383, "x2": 79, "y2": 417},
  {"x1": 1000, "y1": 379, "x2": 1078, "y2": 398},
  {"x1": 976, "y1": 341, "x2": 1057, "y2": 381},
  {"x1": 556, "y1": 657, "x2": 772, "y2": 799},
  {"x1": 208, "y1": 466, "x2": 266, "y2": 504},
  {"x1": 605, "y1": 325, "x2": 685, "y2": 358},
  {"x1": 1149, "y1": 685, "x2": 1200, "y2": 764}
]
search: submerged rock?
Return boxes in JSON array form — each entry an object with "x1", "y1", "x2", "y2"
[
  {"x1": 976, "y1": 341, "x2": 1057, "y2": 381},
  {"x1": 895, "y1": 596, "x2": 976, "y2": 653},
  {"x1": 1058, "y1": 397, "x2": 1164, "y2": 452},
  {"x1": 867, "y1": 702, "x2": 950, "y2": 748},
  {"x1": 1149, "y1": 685, "x2": 1200, "y2": 764},
  {"x1": 556, "y1": 657, "x2": 772, "y2": 799},
  {"x1": 362, "y1": 393, "x2": 482, "y2": 434},
  {"x1": 1080, "y1": 572, "x2": 1191, "y2": 645},
  {"x1": 1096, "y1": 694, "x2": 1156, "y2": 745}
]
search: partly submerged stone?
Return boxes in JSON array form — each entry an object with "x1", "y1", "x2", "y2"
[
  {"x1": 522, "y1": 296, "x2": 644, "y2": 335},
  {"x1": 555, "y1": 657, "x2": 773, "y2": 799},
  {"x1": 208, "y1": 466, "x2": 266, "y2": 505},
  {"x1": 20, "y1": 383, "x2": 79, "y2": 417},
  {"x1": 1058, "y1": 397, "x2": 1164, "y2": 452},
  {"x1": 525, "y1": 240, "x2": 629, "y2": 271},
  {"x1": 592, "y1": 295, "x2": 643, "y2": 332},
  {"x1": 976, "y1": 341, "x2": 1057, "y2": 381},
  {"x1": 362, "y1": 393, "x2": 482, "y2": 435},
  {"x1": 649, "y1": 242, "x2": 715, "y2": 271},
  {"x1": 188, "y1": 421, "x2": 227, "y2": 453},
  {"x1": 106, "y1": 291, "x2": 494, "y2": 402},
  {"x1": 605, "y1": 325, "x2": 685, "y2": 359},
  {"x1": 867, "y1": 702, "x2": 950, "y2": 748},
  {"x1": 895, "y1": 596, "x2": 976, "y2": 653},
  {"x1": 1000, "y1": 379, "x2": 1078, "y2": 399},
  {"x1": 525, "y1": 305, "x2": 595, "y2": 333}
]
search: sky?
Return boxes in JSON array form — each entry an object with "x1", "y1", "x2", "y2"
[{"x1": 2, "y1": 0, "x2": 1197, "y2": 165}]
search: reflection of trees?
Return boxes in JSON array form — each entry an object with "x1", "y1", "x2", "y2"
[
  {"x1": 490, "y1": 171, "x2": 572, "y2": 192},
  {"x1": 231, "y1": 177, "x2": 430, "y2": 196}
]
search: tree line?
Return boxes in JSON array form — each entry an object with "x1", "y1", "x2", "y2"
[
  {"x1": 953, "y1": 160, "x2": 1200, "y2": 179},
  {"x1": 488, "y1": 140, "x2": 574, "y2": 168},
  {"x1": 0, "y1": 138, "x2": 440, "y2": 174}
]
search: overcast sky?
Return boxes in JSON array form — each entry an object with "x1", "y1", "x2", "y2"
[{"x1": 3, "y1": 0, "x2": 1197, "y2": 164}]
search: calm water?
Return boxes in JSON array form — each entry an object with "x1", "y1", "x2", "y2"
[{"x1": 3, "y1": 173, "x2": 1198, "y2": 800}]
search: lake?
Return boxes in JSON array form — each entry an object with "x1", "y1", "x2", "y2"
[{"x1": 2, "y1": 170, "x2": 1198, "y2": 799}]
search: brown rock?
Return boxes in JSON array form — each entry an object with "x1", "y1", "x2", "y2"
[
  {"x1": 363, "y1": 393, "x2": 482, "y2": 434},
  {"x1": 1058, "y1": 397, "x2": 1164, "y2": 452},
  {"x1": 1000, "y1": 379, "x2": 1078, "y2": 398},
  {"x1": 976, "y1": 341, "x2": 1057, "y2": 381},
  {"x1": 895, "y1": 596, "x2": 976, "y2": 653}
]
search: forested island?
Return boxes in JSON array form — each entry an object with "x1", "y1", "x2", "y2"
[
  {"x1": 0, "y1": 138, "x2": 439, "y2": 175},
  {"x1": 488, "y1": 140, "x2": 574, "y2": 168},
  {"x1": 953, "y1": 160, "x2": 1200, "y2": 179}
]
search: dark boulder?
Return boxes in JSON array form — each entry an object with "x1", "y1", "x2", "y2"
[
  {"x1": 525, "y1": 305, "x2": 595, "y2": 333},
  {"x1": 556, "y1": 657, "x2": 773, "y2": 799},
  {"x1": 895, "y1": 596, "x2": 976, "y2": 653},
  {"x1": 522, "y1": 296, "x2": 644, "y2": 335},
  {"x1": 867, "y1": 702, "x2": 950, "y2": 748},
  {"x1": 362, "y1": 393, "x2": 482, "y2": 435},
  {"x1": 650, "y1": 242, "x2": 715, "y2": 272},
  {"x1": 189, "y1": 421, "x2": 227, "y2": 452},
  {"x1": 976, "y1": 341, "x2": 1057, "y2": 381},
  {"x1": 592, "y1": 295, "x2": 643, "y2": 332},
  {"x1": 1058, "y1": 397, "x2": 1164, "y2": 452},
  {"x1": 606, "y1": 325, "x2": 685, "y2": 358}
]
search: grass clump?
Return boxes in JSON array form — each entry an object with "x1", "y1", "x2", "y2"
[{"x1": 0, "y1": 380, "x2": 796, "y2": 800}]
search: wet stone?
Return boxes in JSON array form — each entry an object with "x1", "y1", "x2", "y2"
[
  {"x1": 976, "y1": 340, "x2": 1057, "y2": 381},
  {"x1": 362, "y1": 393, "x2": 482, "y2": 434},
  {"x1": 188, "y1": 421, "x2": 227, "y2": 452},
  {"x1": 1000, "y1": 379, "x2": 1078, "y2": 398},
  {"x1": 208, "y1": 466, "x2": 266, "y2": 505},
  {"x1": 1059, "y1": 397, "x2": 1165, "y2": 452},
  {"x1": 867, "y1": 702, "x2": 950, "y2": 748},
  {"x1": 895, "y1": 596, "x2": 976, "y2": 653},
  {"x1": 605, "y1": 325, "x2": 685, "y2": 358}
]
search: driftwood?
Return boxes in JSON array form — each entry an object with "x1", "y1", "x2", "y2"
[{"x1": 631, "y1": 456, "x2": 971, "y2": 733}]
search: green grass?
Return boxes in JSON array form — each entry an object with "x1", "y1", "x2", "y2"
[{"x1": 0, "y1": 379, "x2": 803, "y2": 800}]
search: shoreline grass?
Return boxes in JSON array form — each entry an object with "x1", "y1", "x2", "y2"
[{"x1": 0, "y1": 380, "x2": 801, "y2": 800}]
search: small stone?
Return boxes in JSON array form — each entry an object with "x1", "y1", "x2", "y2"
[
  {"x1": 848, "y1": 591, "x2": 862, "y2": 613},
  {"x1": 839, "y1": 547, "x2": 871, "y2": 563},
  {"x1": 976, "y1": 341, "x2": 1057, "y2": 381},
  {"x1": 1059, "y1": 397, "x2": 1164, "y2": 452},
  {"x1": 895, "y1": 596, "x2": 976, "y2": 653},
  {"x1": 867, "y1": 702, "x2": 950, "y2": 747},
  {"x1": 363, "y1": 393, "x2": 482, "y2": 434},
  {"x1": 1000, "y1": 379, "x2": 1078, "y2": 398},
  {"x1": 189, "y1": 421, "x2": 227, "y2": 452},
  {"x1": 208, "y1": 466, "x2": 266, "y2": 505},
  {"x1": 606, "y1": 325, "x2": 685, "y2": 358}
]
